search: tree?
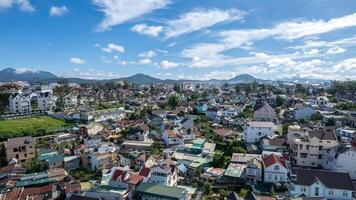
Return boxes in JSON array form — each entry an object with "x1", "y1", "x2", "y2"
[
  {"x1": 311, "y1": 112, "x2": 322, "y2": 121},
  {"x1": 231, "y1": 146, "x2": 247, "y2": 154},
  {"x1": 26, "y1": 160, "x2": 47, "y2": 173},
  {"x1": 151, "y1": 141, "x2": 164, "y2": 155},
  {"x1": 235, "y1": 85, "x2": 241, "y2": 94},
  {"x1": 53, "y1": 78, "x2": 71, "y2": 111},
  {"x1": 204, "y1": 182, "x2": 212, "y2": 195},
  {"x1": 325, "y1": 118, "x2": 336, "y2": 126},
  {"x1": 167, "y1": 94, "x2": 180, "y2": 109},
  {"x1": 276, "y1": 95, "x2": 285, "y2": 107},
  {"x1": 238, "y1": 188, "x2": 249, "y2": 198}
]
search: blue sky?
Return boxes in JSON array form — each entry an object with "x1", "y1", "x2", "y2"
[{"x1": 0, "y1": 0, "x2": 356, "y2": 80}]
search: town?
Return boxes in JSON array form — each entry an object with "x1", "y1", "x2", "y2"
[{"x1": 0, "y1": 78, "x2": 355, "y2": 200}]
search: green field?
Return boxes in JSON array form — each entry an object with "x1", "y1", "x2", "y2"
[{"x1": 0, "y1": 116, "x2": 75, "y2": 140}]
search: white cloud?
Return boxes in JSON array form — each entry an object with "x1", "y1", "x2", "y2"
[
  {"x1": 163, "y1": 8, "x2": 246, "y2": 39},
  {"x1": 92, "y1": 0, "x2": 170, "y2": 31},
  {"x1": 0, "y1": 0, "x2": 34, "y2": 12},
  {"x1": 182, "y1": 13, "x2": 356, "y2": 68},
  {"x1": 49, "y1": 5, "x2": 69, "y2": 17},
  {"x1": 70, "y1": 57, "x2": 86, "y2": 65},
  {"x1": 303, "y1": 48, "x2": 320, "y2": 55},
  {"x1": 326, "y1": 46, "x2": 346, "y2": 54},
  {"x1": 160, "y1": 60, "x2": 181, "y2": 69},
  {"x1": 102, "y1": 43, "x2": 125, "y2": 53},
  {"x1": 138, "y1": 58, "x2": 152, "y2": 65},
  {"x1": 131, "y1": 24, "x2": 163, "y2": 37},
  {"x1": 138, "y1": 50, "x2": 157, "y2": 58},
  {"x1": 15, "y1": 68, "x2": 38, "y2": 74}
]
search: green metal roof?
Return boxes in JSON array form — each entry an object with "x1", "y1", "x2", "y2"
[
  {"x1": 136, "y1": 183, "x2": 186, "y2": 200},
  {"x1": 16, "y1": 178, "x2": 56, "y2": 187}
]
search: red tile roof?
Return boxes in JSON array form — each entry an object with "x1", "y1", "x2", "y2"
[
  {"x1": 262, "y1": 154, "x2": 286, "y2": 168},
  {"x1": 139, "y1": 167, "x2": 150, "y2": 177}
]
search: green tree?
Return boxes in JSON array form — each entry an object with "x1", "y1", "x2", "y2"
[
  {"x1": 53, "y1": 78, "x2": 71, "y2": 111},
  {"x1": 26, "y1": 160, "x2": 47, "y2": 173},
  {"x1": 276, "y1": 95, "x2": 285, "y2": 107},
  {"x1": 204, "y1": 182, "x2": 212, "y2": 195},
  {"x1": 167, "y1": 94, "x2": 180, "y2": 109},
  {"x1": 311, "y1": 112, "x2": 322, "y2": 121},
  {"x1": 238, "y1": 188, "x2": 249, "y2": 198}
]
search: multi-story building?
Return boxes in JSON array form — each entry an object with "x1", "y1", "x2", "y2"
[
  {"x1": 244, "y1": 121, "x2": 274, "y2": 143},
  {"x1": 37, "y1": 92, "x2": 56, "y2": 112},
  {"x1": 289, "y1": 129, "x2": 338, "y2": 167},
  {"x1": 262, "y1": 154, "x2": 288, "y2": 185},
  {"x1": 88, "y1": 152, "x2": 112, "y2": 171},
  {"x1": 9, "y1": 92, "x2": 37, "y2": 113},
  {"x1": 148, "y1": 163, "x2": 178, "y2": 187},
  {"x1": 5, "y1": 136, "x2": 35, "y2": 165}
]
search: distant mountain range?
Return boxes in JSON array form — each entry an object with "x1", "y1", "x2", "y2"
[{"x1": 0, "y1": 67, "x2": 331, "y2": 85}]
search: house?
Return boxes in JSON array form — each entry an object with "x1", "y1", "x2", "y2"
[
  {"x1": 201, "y1": 167, "x2": 225, "y2": 182},
  {"x1": 88, "y1": 152, "x2": 112, "y2": 171},
  {"x1": 82, "y1": 108, "x2": 126, "y2": 122},
  {"x1": 84, "y1": 135, "x2": 102, "y2": 148},
  {"x1": 336, "y1": 128, "x2": 355, "y2": 139},
  {"x1": 64, "y1": 94, "x2": 78, "y2": 108},
  {"x1": 136, "y1": 182, "x2": 189, "y2": 200},
  {"x1": 37, "y1": 91, "x2": 56, "y2": 112},
  {"x1": 196, "y1": 103, "x2": 208, "y2": 113},
  {"x1": 83, "y1": 185, "x2": 130, "y2": 200},
  {"x1": 127, "y1": 124, "x2": 150, "y2": 141},
  {"x1": 262, "y1": 154, "x2": 288, "y2": 185},
  {"x1": 148, "y1": 113, "x2": 164, "y2": 128},
  {"x1": 0, "y1": 82, "x2": 24, "y2": 94},
  {"x1": 148, "y1": 163, "x2": 178, "y2": 187},
  {"x1": 38, "y1": 150, "x2": 64, "y2": 169},
  {"x1": 254, "y1": 102, "x2": 275, "y2": 122},
  {"x1": 9, "y1": 92, "x2": 37, "y2": 113},
  {"x1": 54, "y1": 132, "x2": 77, "y2": 144},
  {"x1": 230, "y1": 153, "x2": 263, "y2": 184},
  {"x1": 322, "y1": 144, "x2": 356, "y2": 180},
  {"x1": 294, "y1": 106, "x2": 315, "y2": 120},
  {"x1": 64, "y1": 156, "x2": 80, "y2": 171},
  {"x1": 244, "y1": 121, "x2": 274, "y2": 143},
  {"x1": 289, "y1": 168, "x2": 355, "y2": 199},
  {"x1": 5, "y1": 136, "x2": 35, "y2": 165},
  {"x1": 261, "y1": 137, "x2": 288, "y2": 153},
  {"x1": 205, "y1": 107, "x2": 221, "y2": 121},
  {"x1": 162, "y1": 128, "x2": 183, "y2": 147},
  {"x1": 289, "y1": 129, "x2": 338, "y2": 167}
]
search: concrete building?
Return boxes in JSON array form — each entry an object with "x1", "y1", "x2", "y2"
[
  {"x1": 5, "y1": 136, "x2": 35, "y2": 165},
  {"x1": 254, "y1": 102, "x2": 275, "y2": 121},
  {"x1": 244, "y1": 121, "x2": 274, "y2": 143}
]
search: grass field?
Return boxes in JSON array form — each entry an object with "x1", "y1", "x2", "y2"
[{"x1": 0, "y1": 116, "x2": 75, "y2": 140}]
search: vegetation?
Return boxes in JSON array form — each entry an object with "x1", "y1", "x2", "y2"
[
  {"x1": 53, "y1": 78, "x2": 71, "y2": 112},
  {"x1": 0, "y1": 116, "x2": 75, "y2": 140},
  {"x1": 238, "y1": 104, "x2": 254, "y2": 119},
  {"x1": 70, "y1": 167, "x2": 102, "y2": 182},
  {"x1": 335, "y1": 102, "x2": 356, "y2": 111},
  {"x1": 167, "y1": 94, "x2": 180, "y2": 109},
  {"x1": 328, "y1": 81, "x2": 356, "y2": 95},
  {"x1": 238, "y1": 188, "x2": 249, "y2": 198},
  {"x1": 150, "y1": 141, "x2": 164, "y2": 156},
  {"x1": 26, "y1": 159, "x2": 47, "y2": 173}
]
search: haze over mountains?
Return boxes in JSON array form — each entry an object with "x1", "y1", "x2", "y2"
[{"x1": 0, "y1": 67, "x2": 330, "y2": 84}]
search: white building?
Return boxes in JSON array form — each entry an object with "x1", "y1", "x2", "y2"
[
  {"x1": 88, "y1": 152, "x2": 112, "y2": 171},
  {"x1": 322, "y1": 145, "x2": 356, "y2": 180},
  {"x1": 262, "y1": 154, "x2": 288, "y2": 185},
  {"x1": 148, "y1": 163, "x2": 178, "y2": 187},
  {"x1": 290, "y1": 168, "x2": 355, "y2": 199},
  {"x1": 37, "y1": 92, "x2": 57, "y2": 112},
  {"x1": 162, "y1": 128, "x2": 183, "y2": 147},
  {"x1": 244, "y1": 121, "x2": 274, "y2": 143},
  {"x1": 254, "y1": 103, "x2": 275, "y2": 121},
  {"x1": 9, "y1": 92, "x2": 37, "y2": 113}
]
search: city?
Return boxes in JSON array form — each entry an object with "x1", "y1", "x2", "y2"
[{"x1": 0, "y1": 0, "x2": 356, "y2": 200}]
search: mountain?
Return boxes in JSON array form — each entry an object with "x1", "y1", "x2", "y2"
[
  {"x1": 0, "y1": 68, "x2": 58, "y2": 82},
  {"x1": 228, "y1": 74, "x2": 262, "y2": 83},
  {"x1": 116, "y1": 73, "x2": 163, "y2": 84}
]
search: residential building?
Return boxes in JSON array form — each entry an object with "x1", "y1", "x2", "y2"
[
  {"x1": 88, "y1": 152, "x2": 112, "y2": 171},
  {"x1": 262, "y1": 154, "x2": 288, "y2": 185},
  {"x1": 136, "y1": 182, "x2": 189, "y2": 200},
  {"x1": 5, "y1": 136, "x2": 35, "y2": 165},
  {"x1": 37, "y1": 91, "x2": 56, "y2": 111},
  {"x1": 254, "y1": 102, "x2": 275, "y2": 121},
  {"x1": 294, "y1": 106, "x2": 315, "y2": 120},
  {"x1": 289, "y1": 129, "x2": 338, "y2": 167},
  {"x1": 289, "y1": 168, "x2": 355, "y2": 199},
  {"x1": 244, "y1": 121, "x2": 274, "y2": 143},
  {"x1": 148, "y1": 163, "x2": 178, "y2": 187},
  {"x1": 322, "y1": 144, "x2": 356, "y2": 180},
  {"x1": 9, "y1": 92, "x2": 37, "y2": 113}
]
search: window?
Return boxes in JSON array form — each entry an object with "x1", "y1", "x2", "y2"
[
  {"x1": 328, "y1": 190, "x2": 333, "y2": 195},
  {"x1": 318, "y1": 154, "x2": 322, "y2": 159},
  {"x1": 301, "y1": 187, "x2": 306, "y2": 192},
  {"x1": 300, "y1": 153, "x2": 308, "y2": 158},
  {"x1": 315, "y1": 187, "x2": 319, "y2": 196},
  {"x1": 274, "y1": 166, "x2": 280, "y2": 171},
  {"x1": 343, "y1": 191, "x2": 348, "y2": 197},
  {"x1": 306, "y1": 145, "x2": 309, "y2": 150},
  {"x1": 319, "y1": 146, "x2": 323, "y2": 150},
  {"x1": 299, "y1": 144, "x2": 303, "y2": 149}
]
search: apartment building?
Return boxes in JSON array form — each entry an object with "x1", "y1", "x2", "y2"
[
  {"x1": 244, "y1": 121, "x2": 274, "y2": 143},
  {"x1": 289, "y1": 129, "x2": 338, "y2": 167},
  {"x1": 5, "y1": 136, "x2": 36, "y2": 165}
]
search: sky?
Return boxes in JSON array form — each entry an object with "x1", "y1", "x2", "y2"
[{"x1": 0, "y1": 0, "x2": 356, "y2": 80}]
